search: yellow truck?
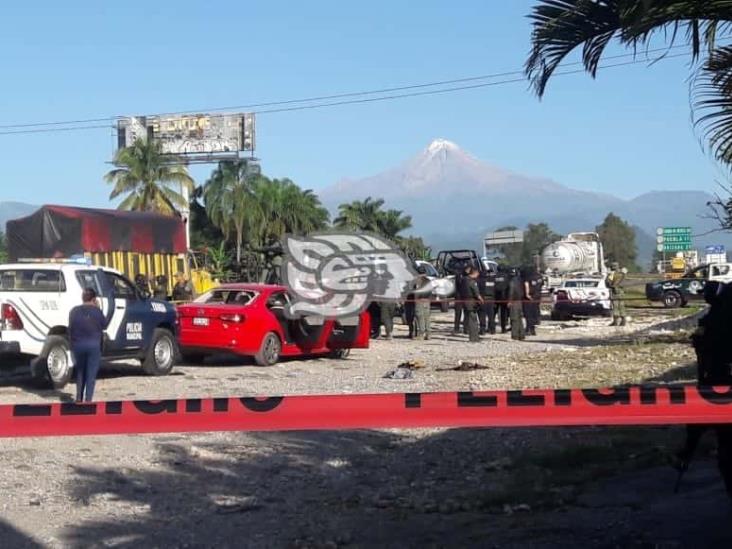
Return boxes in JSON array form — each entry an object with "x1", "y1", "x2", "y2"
[{"x1": 6, "y1": 205, "x2": 216, "y2": 297}]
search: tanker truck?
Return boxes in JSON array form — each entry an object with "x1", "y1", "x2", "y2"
[{"x1": 541, "y1": 232, "x2": 606, "y2": 291}]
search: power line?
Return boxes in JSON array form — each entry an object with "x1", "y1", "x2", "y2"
[
  {"x1": 0, "y1": 50, "x2": 692, "y2": 136},
  {"x1": 0, "y1": 45, "x2": 690, "y2": 131},
  {"x1": 253, "y1": 53, "x2": 691, "y2": 115}
]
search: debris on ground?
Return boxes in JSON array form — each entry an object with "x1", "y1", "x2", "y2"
[
  {"x1": 383, "y1": 367, "x2": 414, "y2": 379},
  {"x1": 396, "y1": 360, "x2": 425, "y2": 370},
  {"x1": 438, "y1": 360, "x2": 490, "y2": 372}
]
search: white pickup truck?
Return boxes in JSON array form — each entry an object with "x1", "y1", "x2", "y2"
[{"x1": 0, "y1": 261, "x2": 179, "y2": 388}]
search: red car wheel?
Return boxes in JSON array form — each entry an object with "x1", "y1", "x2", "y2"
[{"x1": 255, "y1": 332, "x2": 281, "y2": 366}]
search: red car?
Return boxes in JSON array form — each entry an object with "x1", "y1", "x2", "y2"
[{"x1": 176, "y1": 284, "x2": 370, "y2": 365}]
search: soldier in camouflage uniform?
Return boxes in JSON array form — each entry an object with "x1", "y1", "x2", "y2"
[{"x1": 606, "y1": 261, "x2": 627, "y2": 326}]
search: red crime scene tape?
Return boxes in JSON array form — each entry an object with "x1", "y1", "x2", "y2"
[{"x1": 2, "y1": 385, "x2": 732, "y2": 438}]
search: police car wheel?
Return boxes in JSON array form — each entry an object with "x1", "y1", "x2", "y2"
[
  {"x1": 663, "y1": 290, "x2": 682, "y2": 309},
  {"x1": 255, "y1": 332, "x2": 281, "y2": 366},
  {"x1": 142, "y1": 329, "x2": 176, "y2": 376},
  {"x1": 39, "y1": 335, "x2": 73, "y2": 389}
]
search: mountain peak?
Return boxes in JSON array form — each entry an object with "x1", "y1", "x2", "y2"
[{"x1": 426, "y1": 138, "x2": 459, "y2": 154}]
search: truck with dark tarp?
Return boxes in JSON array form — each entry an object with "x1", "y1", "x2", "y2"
[{"x1": 5, "y1": 205, "x2": 212, "y2": 296}]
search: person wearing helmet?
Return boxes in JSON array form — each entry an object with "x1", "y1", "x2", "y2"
[{"x1": 606, "y1": 261, "x2": 627, "y2": 326}]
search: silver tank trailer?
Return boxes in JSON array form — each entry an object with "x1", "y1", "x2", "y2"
[{"x1": 541, "y1": 240, "x2": 600, "y2": 274}]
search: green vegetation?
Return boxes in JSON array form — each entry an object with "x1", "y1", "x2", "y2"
[
  {"x1": 526, "y1": 1, "x2": 732, "y2": 229},
  {"x1": 105, "y1": 139, "x2": 195, "y2": 215},
  {"x1": 596, "y1": 213, "x2": 639, "y2": 271},
  {"x1": 493, "y1": 222, "x2": 560, "y2": 266},
  {"x1": 526, "y1": 1, "x2": 732, "y2": 166}
]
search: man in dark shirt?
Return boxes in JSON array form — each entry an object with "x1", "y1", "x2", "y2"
[{"x1": 68, "y1": 288, "x2": 106, "y2": 402}]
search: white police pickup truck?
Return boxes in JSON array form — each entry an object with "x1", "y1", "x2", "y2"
[{"x1": 0, "y1": 260, "x2": 179, "y2": 388}]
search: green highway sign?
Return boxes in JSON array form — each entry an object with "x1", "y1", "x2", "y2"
[
  {"x1": 658, "y1": 226, "x2": 691, "y2": 236},
  {"x1": 656, "y1": 226, "x2": 693, "y2": 252},
  {"x1": 662, "y1": 235, "x2": 691, "y2": 244},
  {"x1": 661, "y1": 242, "x2": 692, "y2": 252}
]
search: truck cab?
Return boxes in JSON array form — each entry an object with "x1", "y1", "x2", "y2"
[
  {"x1": 0, "y1": 261, "x2": 179, "y2": 388},
  {"x1": 645, "y1": 262, "x2": 732, "y2": 308}
]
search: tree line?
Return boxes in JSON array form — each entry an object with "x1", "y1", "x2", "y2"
[
  {"x1": 104, "y1": 140, "x2": 429, "y2": 275},
  {"x1": 490, "y1": 214, "x2": 639, "y2": 271}
]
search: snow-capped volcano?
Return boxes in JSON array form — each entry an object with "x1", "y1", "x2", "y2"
[
  {"x1": 319, "y1": 139, "x2": 721, "y2": 264},
  {"x1": 326, "y1": 138, "x2": 597, "y2": 201}
]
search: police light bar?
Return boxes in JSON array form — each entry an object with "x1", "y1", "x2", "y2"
[{"x1": 17, "y1": 256, "x2": 92, "y2": 266}]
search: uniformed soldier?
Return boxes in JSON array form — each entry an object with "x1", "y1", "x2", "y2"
[
  {"x1": 404, "y1": 290, "x2": 416, "y2": 339},
  {"x1": 508, "y1": 267, "x2": 525, "y2": 340},
  {"x1": 465, "y1": 267, "x2": 483, "y2": 342},
  {"x1": 606, "y1": 261, "x2": 627, "y2": 326},
  {"x1": 134, "y1": 274, "x2": 152, "y2": 297},
  {"x1": 478, "y1": 267, "x2": 497, "y2": 335},
  {"x1": 153, "y1": 275, "x2": 168, "y2": 301},
  {"x1": 494, "y1": 265, "x2": 510, "y2": 334},
  {"x1": 453, "y1": 264, "x2": 470, "y2": 335},
  {"x1": 172, "y1": 272, "x2": 195, "y2": 302},
  {"x1": 413, "y1": 267, "x2": 432, "y2": 340},
  {"x1": 522, "y1": 266, "x2": 543, "y2": 336},
  {"x1": 379, "y1": 301, "x2": 397, "y2": 340}
]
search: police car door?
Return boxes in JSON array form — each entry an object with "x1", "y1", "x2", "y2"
[{"x1": 101, "y1": 271, "x2": 148, "y2": 353}]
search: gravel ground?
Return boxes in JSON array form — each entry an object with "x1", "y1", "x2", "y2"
[{"x1": 1, "y1": 305, "x2": 730, "y2": 548}]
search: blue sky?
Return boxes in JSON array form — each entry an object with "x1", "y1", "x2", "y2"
[{"x1": 0, "y1": 0, "x2": 722, "y2": 206}]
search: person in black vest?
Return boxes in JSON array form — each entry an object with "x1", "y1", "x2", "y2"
[
  {"x1": 478, "y1": 267, "x2": 497, "y2": 335},
  {"x1": 508, "y1": 267, "x2": 525, "y2": 341},
  {"x1": 494, "y1": 264, "x2": 510, "y2": 334},
  {"x1": 452, "y1": 263, "x2": 470, "y2": 335}
]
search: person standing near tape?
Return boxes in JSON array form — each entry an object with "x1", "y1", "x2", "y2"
[
  {"x1": 522, "y1": 266, "x2": 543, "y2": 336},
  {"x1": 413, "y1": 266, "x2": 433, "y2": 340},
  {"x1": 465, "y1": 267, "x2": 483, "y2": 342},
  {"x1": 68, "y1": 288, "x2": 107, "y2": 403},
  {"x1": 478, "y1": 266, "x2": 496, "y2": 335},
  {"x1": 508, "y1": 267, "x2": 525, "y2": 340},
  {"x1": 453, "y1": 263, "x2": 470, "y2": 336},
  {"x1": 606, "y1": 262, "x2": 627, "y2": 326},
  {"x1": 494, "y1": 265, "x2": 510, "y2": 334}
]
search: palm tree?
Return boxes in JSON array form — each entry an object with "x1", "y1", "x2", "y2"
[
  {"x1": 105, "y1": 139, "x2": 195, "y2": 214},
  {"x1": 525, "y1": 1, "x2": 732, "y2": 163},
  {"x1": 203, "y1": 159, "x2": 260, "y2": 263},
  {"x1": 377, "y1": 208, "x2": 413, "y2": 239},
  {"x1": 333, "y1": 197, "x2": 387, "y2": 232}
]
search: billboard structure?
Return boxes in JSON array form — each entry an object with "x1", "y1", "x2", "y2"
[{"x1": 116, "y1": 113, "x2": 255, "y2": 162}]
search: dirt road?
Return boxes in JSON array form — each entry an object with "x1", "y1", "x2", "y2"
[{"x1": 0, "y1": 306, "x2": 729, "y2": 548}]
